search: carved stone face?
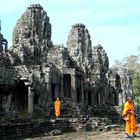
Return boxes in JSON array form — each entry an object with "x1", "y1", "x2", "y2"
[
  {"x1": 12, "y1": 4, "x2": 52, "y2": 48},
  {"x1": 67, "y1": 23, "x2": 92, "y2": 71},
  {"x1": 11, "y1": 4, "x2": 53, "y2": 64}
]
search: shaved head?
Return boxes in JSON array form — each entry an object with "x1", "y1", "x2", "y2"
[
  {"x1": 127, "y1": 96, "x2": 132, "y2": 100},
  {"x1": 127, "y1": 96, "x2": 132, "y2": 102}
]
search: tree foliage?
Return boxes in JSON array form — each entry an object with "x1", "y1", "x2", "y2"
[{"x1": 111, "y1": 54, "x2": 140, "y2": 104}]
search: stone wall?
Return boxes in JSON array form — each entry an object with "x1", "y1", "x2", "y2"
[
  {"x1": 0, "y1": 115, "x2": 117, "y2": 140},
  {"x1": 0, "y1": 4, "x2": 133, "y2": 122}
]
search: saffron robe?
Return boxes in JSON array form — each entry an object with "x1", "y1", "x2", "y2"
[
  {"x1": 55, "y1": 100, "x2": 61, "y2": 117},
  {"x1": 122, "y1": 101, "x2": 137, "y2": 135}
]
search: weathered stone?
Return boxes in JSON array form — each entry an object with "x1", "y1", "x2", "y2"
[
  {"x1": 0, "y1": 4, "x2": 120, "y2": 117},
  {"x1": 117, "y1": 67, "x2": 133, "y2": 106},
  {"x1": 67, "y1": 23, "x2": 92, "y2": 75},
  {"x1": 11, "y1": 4, "x2": 53, "y2": 65},
  {"x1": 0, "y1": 21, "x2": 8, "y2": 53},
  {"x1": 0, "y1": 3, "x2": 134, "y2": 139}
]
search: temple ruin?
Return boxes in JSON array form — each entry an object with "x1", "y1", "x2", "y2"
[{"x1": 0, "y1": 4, "x2": 133, "y2": 139}]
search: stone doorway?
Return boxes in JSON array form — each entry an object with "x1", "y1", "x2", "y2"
[
  {"x1": 88, "y1": 91, "x2": 92, "y2": 106},
  {"x1": 0, "y1": 81, "x2": 28, "y2": 114},
  {"x1": 63, "y1": 74, "x2": 71, "y2": 98},
  {"x1": 51, "y1": 83, "x2": 56, "y2": 101},
  {"x1": 34, "y1": 93, "x2": 39, "y2": 105},
  {"x1": 84, "y1": 90, "x2": 87, "y2": 102},
  {"x1": 0, "y1": 86, "x2": 12, "y2": 113},
  {"x1": 95, "y1": 93, "x2": 99, "y2": 105},
  {"x1": 77, "y1": 88, "x2": 81, "y2": 103},
  {"x1": 11, "y1": 81, "x2": 28, "y2": 114},
  {"x1": 113, "y1": 90, "x2": 118, "y2": 105}
]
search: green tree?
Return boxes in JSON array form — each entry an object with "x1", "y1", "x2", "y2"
[
  {"x1": 133, "y1": 72, "x2": 140, "y2": 96},
  {"x1": 111, "y1": 54, "x2": 140, "y2": 104}
]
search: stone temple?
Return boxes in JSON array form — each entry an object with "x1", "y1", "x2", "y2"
[{"x1": 0, "y1": 4, "x2": 133, "y2": 137}]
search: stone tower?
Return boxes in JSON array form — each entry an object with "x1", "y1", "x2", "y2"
[
  {"x1": 67, "y1": 23, "x2": 92, "y2": 74},
  {"x1": 117, "y1": 68, "x2": 133, "y2": 106},
  {"x1": 91, "y1": 44, "x2": 109, "y2": 84},
  {"x1": 0, "y1": 20, "x2": 8, "y2": 52},
  {"x1": 0, "y1": 4, "x2": 120, "y2": 120},
  {"x1": 91, "y1": 44, "x2": 110, "y2": 105},
  {"x1": 11, "y1": 4, "x2": 53, "y2": 65}
]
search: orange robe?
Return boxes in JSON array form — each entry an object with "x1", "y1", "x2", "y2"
[
  {"x1": 55, "y1": 100, "x2": 61, "y2": 117},
  {"x1": 122, "y1": 101, "x2": 137, "y2": 135}
]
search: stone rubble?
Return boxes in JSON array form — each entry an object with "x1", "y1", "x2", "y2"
[{"x1": 0, "y1": 4, "x2": 133, "y2": 140}]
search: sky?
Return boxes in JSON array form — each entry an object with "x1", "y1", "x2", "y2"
[{"x1": 0, "y1": 0, "x2": 140, "y2": 67}]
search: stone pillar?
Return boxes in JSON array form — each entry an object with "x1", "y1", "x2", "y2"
[
  {"x1": 28, "y1": 86, "x2": 34, "y2": 114},
  {"x1": 81, "y1": 78, "x2": 84, "y2": 103},
  {"x1": 55, "y1": 84, "x2": 59, "y2": 98},
  {"x1": 104, "y1": 87, "x2": 108, "y2": 105},
  {"x1": 91, "y1": 92, "x2": 94, "y2": 106},
  {"x1": 93, "y1": 92, "x2": 96, "y2": 105},
  {"x1": 112, "y1": 94, "x2": 115, "y2": 105},
  {"x1": 71, "y1": 73, "x2": 76, "y2": 102},
  {"x1": 86, "y1": 90, "x2": 88, "y2": 104},
  {"x1": 121, "y1": 93, "x2": 126, "y2": 106},
  {"x1": 102, "y1": 93, "x2": 105, "y2": 105},
  {"x1": 98, "y1": 93, "x2": 100, "y2": 105},
  {"x1": 47, "y1": 82, "x2": 52, "y2": 101},
  {"x1": 60, "y1": 76, "x2": 64, "y2": 99},
  {"x1": 44, "y1": 68, "x2": 51, "y2": 102},
  {"x1": 5, "y1": 95, "x2": 11, "y2": 112}
]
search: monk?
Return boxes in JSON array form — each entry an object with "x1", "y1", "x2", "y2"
[
  {"x1": 122, "y1": 96, "x2": 138, "y2": 138},
  {"x1": 54, "y1": 97, "x2": 61, "y2": 117}
]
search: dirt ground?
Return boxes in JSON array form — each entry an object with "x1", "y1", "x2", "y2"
[{"x1": 24, "y1": 127, "x2": 140, "y2": 140}]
